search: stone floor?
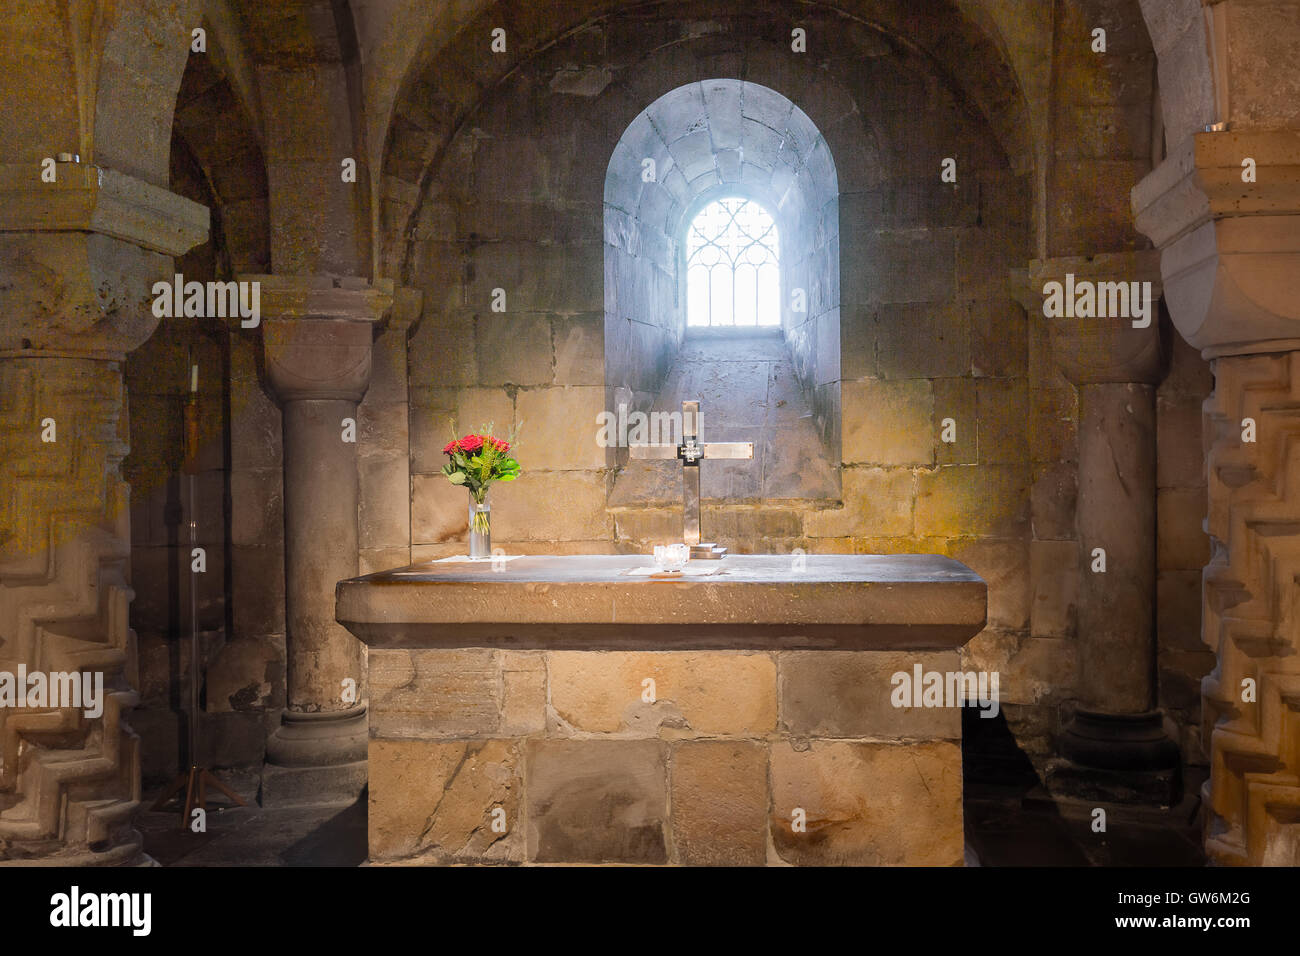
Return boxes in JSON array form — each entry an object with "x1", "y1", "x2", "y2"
[
  {"x1": 961, "y1": 711, "x2": 1207, "y2": 866},
  {"x1": 140, "y1": 766, "x2": 1206, "y2": 866},
  {"x1": 139, "y1": 770, "x2": 367, "y2": 866},
  {"x1": 964, "y1": 779, "x2": 1206, "y2": 867}
]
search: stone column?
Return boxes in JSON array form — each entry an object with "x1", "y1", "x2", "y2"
[
  {"x1": 1025, "y1": 254, "x2": 1182, "y2": 803},
  {"x1": 252, "y1": 276, "x2": 392, "y2": 806},
  {"x1": 0, "y1": 161, "x2": 207, "y2": 863},
  {"x1": 1135, "y1": 130, "x2": 1300, "y2": 864},
  {"x1": 1075, "y1": 380, "x2": 1158, "y2": 715}
]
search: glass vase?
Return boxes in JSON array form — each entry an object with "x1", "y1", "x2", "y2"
[{"x1": 468, "y1": 493, "x2": 491, "y2": 559}]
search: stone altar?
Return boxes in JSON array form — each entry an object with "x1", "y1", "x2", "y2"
[{"x1": 337, "y1": 554, "x2": 987, "y2": 865}]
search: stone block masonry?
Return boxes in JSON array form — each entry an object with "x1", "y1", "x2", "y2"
[{"x1": 366, "y1": 647, "x2": 965, "y2": 866}]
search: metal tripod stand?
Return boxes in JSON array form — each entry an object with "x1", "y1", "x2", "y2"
[{"x1": 152, "y1": 357, "x2": 247, "y2": 824}]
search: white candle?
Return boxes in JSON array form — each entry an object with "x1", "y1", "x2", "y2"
[{"x1": 190, "y1": 363, "x2": 198, "y2": 393}]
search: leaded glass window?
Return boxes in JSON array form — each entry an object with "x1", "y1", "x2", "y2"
[{"x1": 685, "y1": 198, "x2": 780, "y2": 327}]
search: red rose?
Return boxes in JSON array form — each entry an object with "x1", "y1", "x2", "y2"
[{"x1": 444, "y1": 434, "x2": 486, "y2": 455}]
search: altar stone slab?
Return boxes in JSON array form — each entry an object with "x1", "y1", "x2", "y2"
[
  {"x1": 336, "y1": 553, "x2": 987, "y2": 651},
  {"x1": 337, "y1": 553, "x2": 988, "y2": 866}
]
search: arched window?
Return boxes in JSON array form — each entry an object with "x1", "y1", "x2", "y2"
[
  {"x1": 604, "y1": 79, "x2": 841, "y2": 502},
  {"x1": 685, "y1": 198, "x2": 780, "y2": 328}
]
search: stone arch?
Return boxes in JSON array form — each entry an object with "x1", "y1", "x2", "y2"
[
  {"x1": 378, "y1": 0, "x2": 1033, "y2": 283},
  {"x1": 400, "y1": 0, "x2": 1031, "y2": 558},
  {"x1": 93, "y1": 1, "x2": 206, "y2": 187},
  {"x1": 1045, "y1": 0, "x2": 1159, "y2": 257},
  {"x1": 1137, "y1": 0, "x2": 1218, "y2": 148},
  {"x1": 603, "y1": 79, "x2": 842, "y2": 501},
  {"x1": 0, "y1": 1, "x2": 201, "y2": 184},
  {"x1": 233, "y1": 0, "x2": 373, "y2": 276},
  {"x1": 169, "y1": 24, "x2": 270, "y2": 275}
]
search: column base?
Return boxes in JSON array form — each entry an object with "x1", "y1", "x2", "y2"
[
  {"x1": 262, "y1": 704, "x2": 368, "y2": 808},
  {"x1": 1046, "y1": 710, "x2": 1182, "y2": 806},
  {"x1": 0, "y1": 829, "x2": 154, "y2": 867},
  {"x1": 261, "y1": 761, "x2": 369, "y2": 809}
]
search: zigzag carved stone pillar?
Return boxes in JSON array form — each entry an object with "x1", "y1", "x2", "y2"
[
  {"x1": 1201, "y1": 353, "x2": 1300, "y2": 865},
  {"x1": 1135, "y1": 130, "x2": 1300, "y2": 864},
  {"x1": 0, "y1": 162, "x2": 207, "y2": 864},
  {"x1": 0, "y1": 358, "x2": 142, "y2": 862}
]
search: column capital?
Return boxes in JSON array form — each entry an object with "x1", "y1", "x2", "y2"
[
  {"x1": 247, "y1": 275, "x2": 394, "y2": 404},
  {"x1": 1013, "y1": 253, "x2": 1166, "y2": 385},
  {"x1": 0, "y1": 161, "x2": 210, "y2": 357},
  {"x1": 1133, "y1": 129, "x2": 1300, "y2": 357}
]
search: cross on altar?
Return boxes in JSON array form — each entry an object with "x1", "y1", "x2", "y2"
[{"x1": 628, "y1": 399, "x2": 754, "y2": 559}]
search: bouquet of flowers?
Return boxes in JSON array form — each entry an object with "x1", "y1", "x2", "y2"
[{"x1": 441, "y1": 424, "x2": 521, "y2": 514}]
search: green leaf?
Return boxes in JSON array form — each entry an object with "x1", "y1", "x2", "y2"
[
  {"x1": 496, "y1": 473, "x2": 518, "y2": 481},
  {"x1": 445, "y1": 470, "x2": 467, "y2": 485}
]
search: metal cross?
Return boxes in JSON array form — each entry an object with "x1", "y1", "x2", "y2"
[{"x1": 628, "y1": 399, "x2": 753, "y2": 558}]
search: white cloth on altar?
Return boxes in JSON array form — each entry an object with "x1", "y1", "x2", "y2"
[
  {"x1": 623, "y1": 564, "x2": 726, "y2": 577},
  {"x1": 430, "y1": 554, "x2": 527, "y2": 563}
]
